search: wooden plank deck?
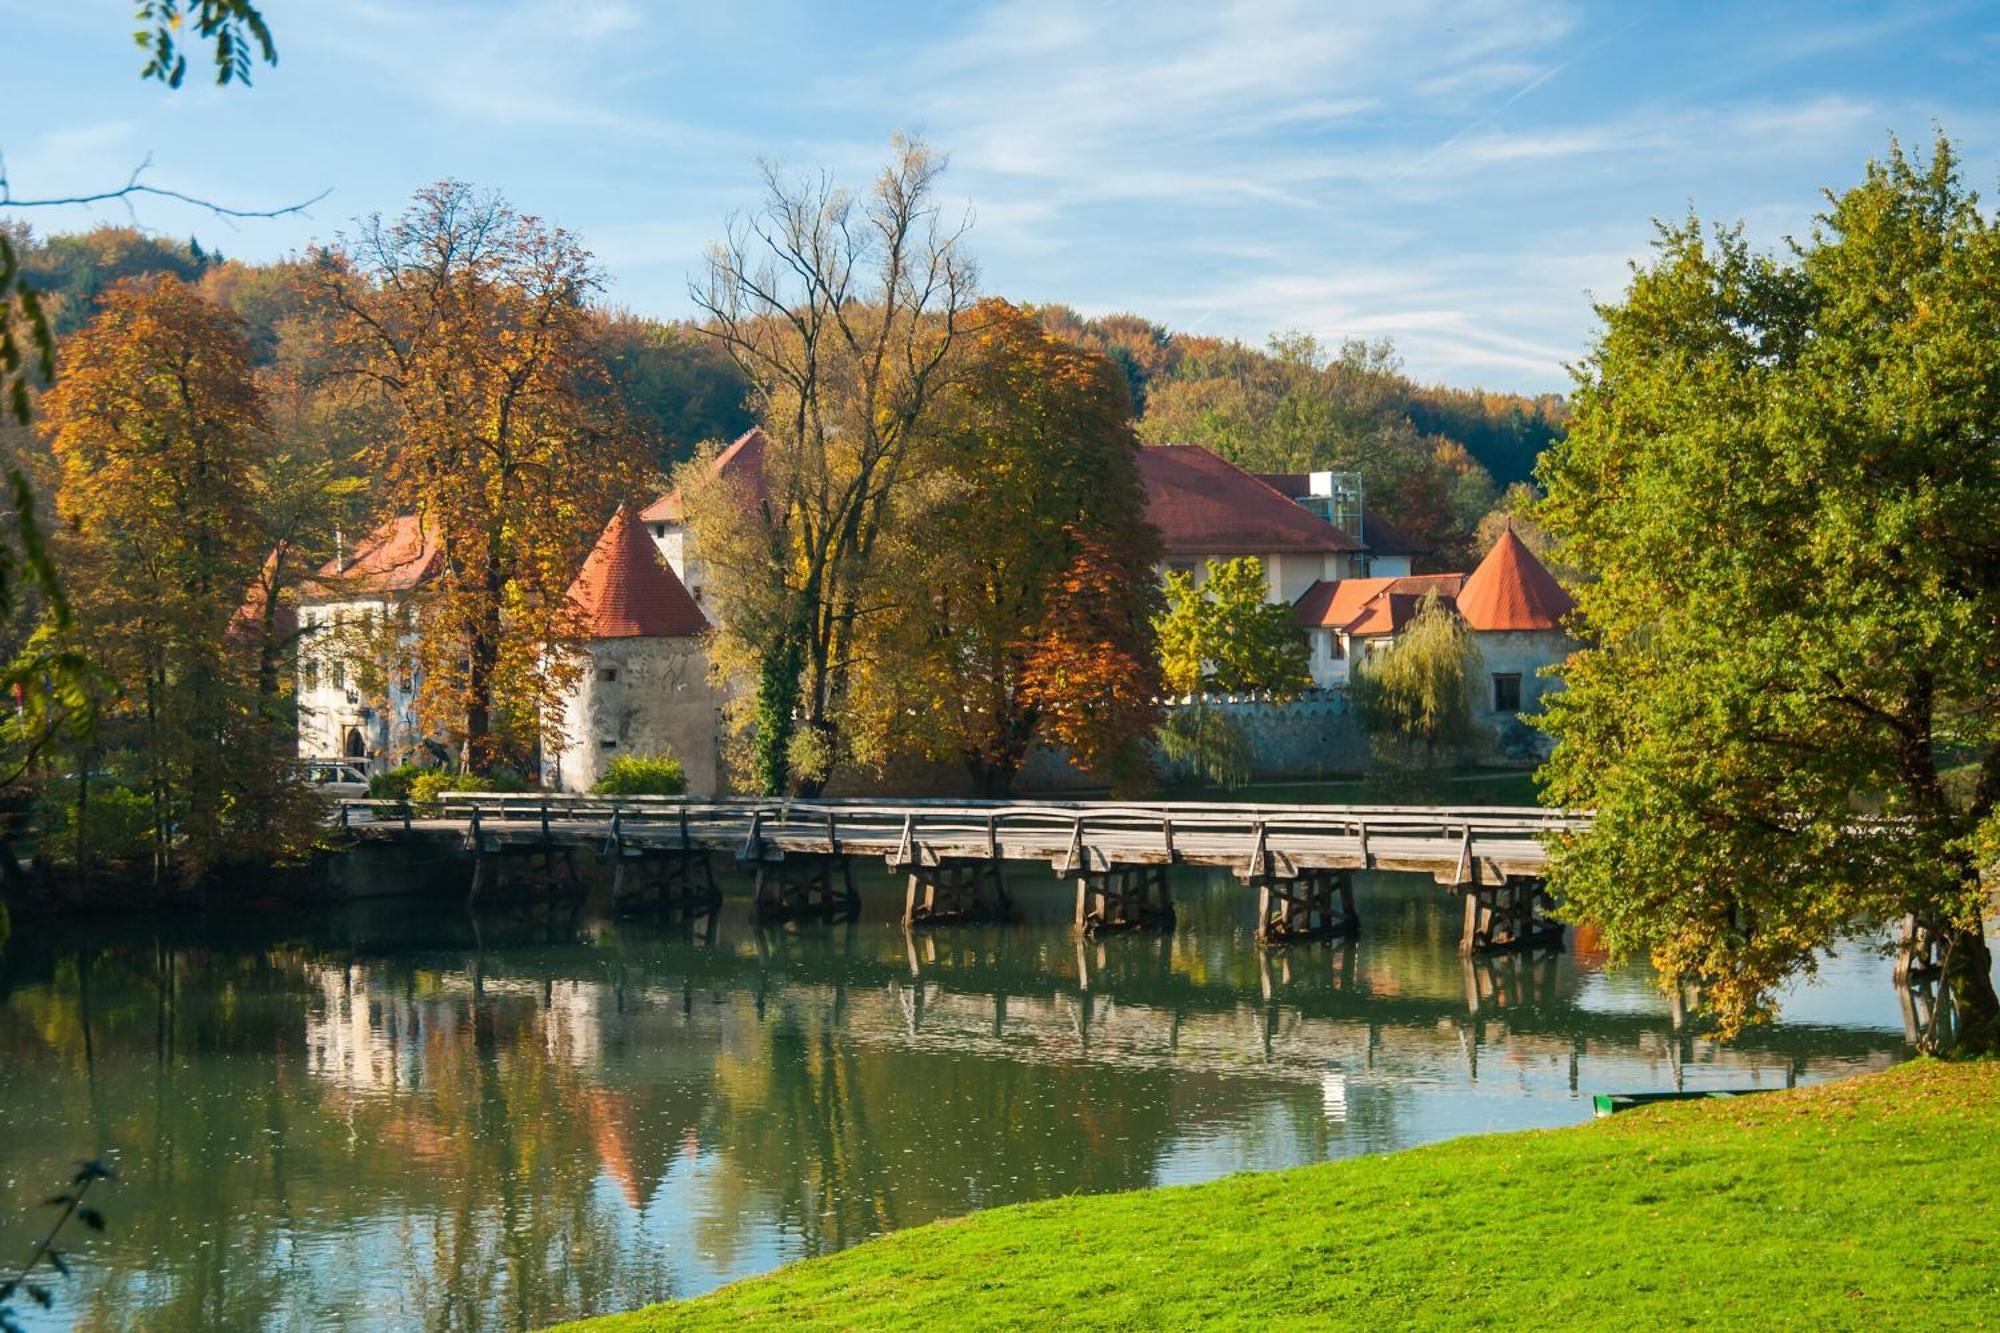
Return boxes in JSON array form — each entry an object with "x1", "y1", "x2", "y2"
[{"x1": 336, "y1": 793, "x2": 1587, "y2": 885}]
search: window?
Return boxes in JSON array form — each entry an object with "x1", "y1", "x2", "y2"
[
  {"x1": 598, "y1": 667, "x2": 619, "y2": 683},
  {"x1": 1493, "y1": 673, "x2": 1522, "y2": 713},
  {"x1": 599, "y1": 738, "x2": 618, "y2": 750},
  {"x1": 652, "y1": 524, "x2": 667, "y2": 539},
  {"x1": 398, "y1": 668, "x2": 415, "y2": 696},
  {"x1": 303, "y1": 659, "x2": 319, "y2": 691},
  {"x1": 1329, "y1": 633, "x2": 1346, "y2": 661},
  {"x1": 331, "y1": 659, "x2": 346, "y2": 690}
]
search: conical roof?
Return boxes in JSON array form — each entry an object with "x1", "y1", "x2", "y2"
[
  {"x1": 1457, "y1": 527, "x2": 1574, "y2": 632},
  {"x1": 565, "y1": 506, "x2": 709, "y2": 639}
]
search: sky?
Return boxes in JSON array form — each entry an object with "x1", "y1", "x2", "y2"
[{"x1": 3, "y1": 1, "x2": 1996, "y2": 394}]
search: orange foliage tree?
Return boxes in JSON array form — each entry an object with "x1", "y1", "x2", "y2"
[
  {"x1": 1017, "y1": 529, "x2": 1162, "y2": 792},
  {"x1": 310, "y1": 183, "x2": 652, "y2": 772},
  {"x1": 852, "y1": 298, "x2": 1158, "y2": 794},
  {"x1": 40, "y1": 275, "x2": 305, "y2": 879}
]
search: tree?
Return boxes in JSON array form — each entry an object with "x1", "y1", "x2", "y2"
[
  {"x1": 688, "y1": 136, "x2": 974, "y2": 794},
  {"x1": 846, "y1": 298, "x2": 1156, "y2": 795},
  {"x1": 40, "y1": 276, "x2": 273, "y2": 880},
  {"x1": 1155, "y1": 557, "x2": 1309, "y2": 697},
  {"x1": 1348, "y1": 590, "x2": 1477, "y2": 764},
  {"x1": 1536, "y1": 137, "x2": 2000, "y2": 1052},
  {"x1": 1017, "y1": 531, "x2": 1162, "y2": 793},
  {"x1": 311, "y1": 183, "x2": 651, "y2": 772}
]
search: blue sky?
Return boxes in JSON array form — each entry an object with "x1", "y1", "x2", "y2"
[{"x1": 4, "y1": 1, "x2": 1995, "y2": 393}]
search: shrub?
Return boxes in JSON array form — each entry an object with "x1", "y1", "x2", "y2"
[
  {"x1": 37, "y1": 782, "x2": 152, "y2": 867},
  {"x1": 367, "y1": 763, "x2": 428, "y2": 800},
  {"x1": 591, "y1": 752, "x2": 688, "y2": 797},
  {"x1": 407, "y1": 769, "x2": 492, "y2": 810}
]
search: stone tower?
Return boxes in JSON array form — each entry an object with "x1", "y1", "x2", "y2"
[{"x1": 546, "y1": 506, "x2": 717, "y2": 793}]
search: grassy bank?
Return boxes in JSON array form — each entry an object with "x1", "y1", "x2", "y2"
[{"x1": 563, "y1": 1060, "x2": 1999, "y2": 1330}]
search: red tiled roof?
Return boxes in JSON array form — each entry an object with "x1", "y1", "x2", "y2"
[
  {"x1": 1293, "y1": 573, "x2": 1464, "y2": 634},
  {"x1": 640, "y1": 427, "x2": 769, "y2": 524},
  {"x1": 1252, "y1": 474, "x2": 1426, "y2": 558},
  {"x1": 303, "y1": 516, "x2": 443, "y2": 599},
  {"x1": 1457, "y1": 527, "x2": 1574, "y2": 632},
  {"x1": 565, "y1": 505, "x2": 708, "y2": 639},
  {"x1": 1141, "y1": 446, "x2": 1361, "y2": 556}
]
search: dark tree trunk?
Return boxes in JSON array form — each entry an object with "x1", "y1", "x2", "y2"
[{"x1": 1939, "y1": 920, "x2": 2000, "y2": 1056}]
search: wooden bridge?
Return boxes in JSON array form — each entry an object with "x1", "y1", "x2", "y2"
[{"x1": 335, "y1": 794, "x2": 1590, "y2": 954}]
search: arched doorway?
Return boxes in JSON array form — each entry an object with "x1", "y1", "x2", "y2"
[{"x1": 344, "y1": 728, "x2": 367, "y2": 760}]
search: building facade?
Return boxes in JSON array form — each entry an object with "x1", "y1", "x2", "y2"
[
  {"x1": 295, "y1": 516, "x2": 442, "y2": 771},
  {"x1": 544, "y1": 507, "x2": 719, "y2": 794}
]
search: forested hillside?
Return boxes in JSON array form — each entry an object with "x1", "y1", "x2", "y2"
[
  {"x1": 3, "y1": 224, "x2": 755, "y2": 476},
  {"x1": 3, "y1": 225, "x2": 1563, "y2": 574}
]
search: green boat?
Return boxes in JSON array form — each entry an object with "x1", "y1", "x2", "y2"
[{"x1": 1591, "y1": 1088, "x2": 1775, "y2": 1117}]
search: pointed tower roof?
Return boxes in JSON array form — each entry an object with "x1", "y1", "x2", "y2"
[
  {"x1": 566, "y1": 506, "x2": 709, "y2": 639},
  {"x1": 1457, "y1": 527, "x2": 1574, "y2": 632}
]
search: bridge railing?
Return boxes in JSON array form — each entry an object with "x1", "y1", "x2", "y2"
[{"x1": 334, "y1": 793, "x2": 1590, "y2": 853}]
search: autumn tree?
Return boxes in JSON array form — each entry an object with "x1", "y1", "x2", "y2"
[
  {"x1": 848, "y1": 298, "x2": 1156, "y2": 794},
  {"x1": 1538, "y1": 138, "x2": 2000, "y2": 1051},
  {"x1": 1017, "y1": 530, "x2": 1162, "y2": 793},
  {"x1": 311, "y1": 183, "x2": 651, "y2": 772},
  {"x1": 40, "y1": 276, "x2": 276, "y2": 880},
  {"x1": 688, "y1": 137, "x2": 974, "y2": 794}
]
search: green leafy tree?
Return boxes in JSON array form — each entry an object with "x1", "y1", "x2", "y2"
[
  {"x1": 1348, "y1": 589, "x2": 1477, "y2": 764},
  {"x1": 1155, "y1": 557, "x2": 1308, "y2": 697},
  {"x1": 1537, "y1": 137, "x2": 2000, "y2": 1051}
]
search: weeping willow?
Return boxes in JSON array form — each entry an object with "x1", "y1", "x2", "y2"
[{"x1": 1349, "y1": 590, "x2": 1478, "y2": 765}]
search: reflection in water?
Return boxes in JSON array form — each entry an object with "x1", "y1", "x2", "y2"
[{"x1": 0, "y1": 869, "x2": 1927, "y2": 1330}]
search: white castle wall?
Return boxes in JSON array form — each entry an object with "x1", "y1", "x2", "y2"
[{"x1": 546, "y1": 637, "x2": 721, "y2": 794}]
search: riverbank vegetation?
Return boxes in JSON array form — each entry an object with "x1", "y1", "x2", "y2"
[{"x1": 563, "y1": 1059, "x2": 2000, "y2": 1331}]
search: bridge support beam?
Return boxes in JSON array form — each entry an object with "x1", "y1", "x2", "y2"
[
  {"x1": 1075, "y1": 864, "x2": 1174, "y2": 937},
  {"x1": 1459, "y1": 875, "x2": 1563, "y2": 955},
  {"x1": 1253, "y1": 869, "x2": 1357, "y2": 948},
  {"x1": 754, "y1": 854, "x2": 861, "y2": 923},
  {"x1": 611, "y1": 846, "x2": 721, "y2": 921},
  {"x1": 903, "y1": 856, "x2": 1012, "y2": 928}
]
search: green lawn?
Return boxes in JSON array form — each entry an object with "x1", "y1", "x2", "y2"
[{"x1": 561, "y1": 1060, "x2": 2000, "y2": 1330}]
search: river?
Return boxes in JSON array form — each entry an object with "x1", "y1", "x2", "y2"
[{"x1": 0, "y1": 865, "x2": 1934, "y2": 1329}]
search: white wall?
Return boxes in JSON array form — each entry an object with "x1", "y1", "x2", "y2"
[
  {"x1": 546, "y1": 637, "x2": 721, "y2": 794},
  {"x1": 1469, "y1": 629, "x2": 1574, "y2": 761},
  {"x1": 296, "y1": 598, "x2": 431, "y2": 770},
  {"x1": 1370, "y1": 554, "x2": 1413, "y2": 578}
]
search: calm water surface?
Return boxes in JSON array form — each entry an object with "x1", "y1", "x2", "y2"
[{"x1": 0, "y1": 865, "x2": 1939, "y2": 1329}]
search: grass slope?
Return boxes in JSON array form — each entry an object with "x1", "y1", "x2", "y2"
[{"x1": 566, "y1": 1061, "x2": 1999, "y2": 1330}]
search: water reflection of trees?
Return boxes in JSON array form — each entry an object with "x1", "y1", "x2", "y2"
[{"x1": 0, "y1": 897, "x2": 1912, "y2": 1329}]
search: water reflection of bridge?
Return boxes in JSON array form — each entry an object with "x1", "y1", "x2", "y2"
[{"x1": 345, "y1": 922, "x2": 1904, "y2": 1086}]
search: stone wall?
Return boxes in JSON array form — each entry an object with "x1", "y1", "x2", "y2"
[
  {"x1": 546, "y1": 637, "x2": 722, "y2": 794},
  {"x1": 1467, "y1": 630, "x2": 1572, "y2": 764}
]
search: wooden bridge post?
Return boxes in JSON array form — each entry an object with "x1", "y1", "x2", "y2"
[
  {"x1": 1075, "y1": 864, "x2": 1174, "y2": 937},
  {"x1": 1254, "y1": 869, "x2": 1357, "y2": 947},
  {"x1": 1459, "y1": 874, "x2": 1564, "y2": 955}
]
